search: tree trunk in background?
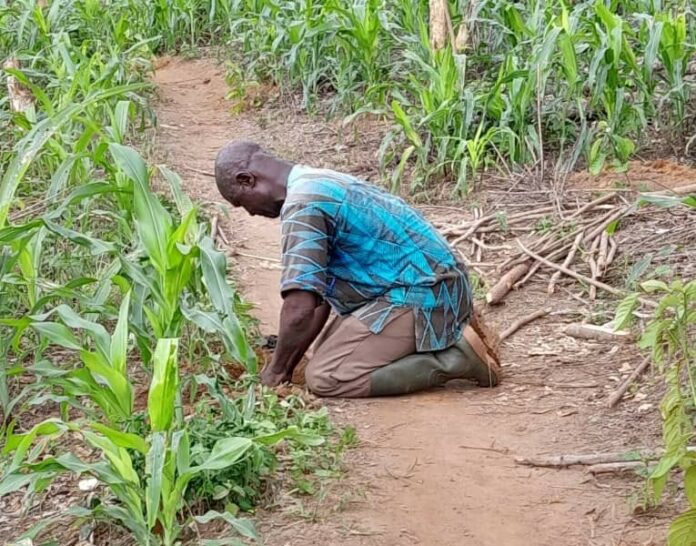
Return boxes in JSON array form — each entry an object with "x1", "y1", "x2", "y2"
[
  {"x1": 430, "y1": 0, "x2": 452, "y2": 51},
  {"x1": 3, "y1": 57, "x2": 34, "y2": 113}
]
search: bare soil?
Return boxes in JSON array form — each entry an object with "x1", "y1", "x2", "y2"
[{"x1": 152, "y1": 57, "x2": 681, "y2": 546}]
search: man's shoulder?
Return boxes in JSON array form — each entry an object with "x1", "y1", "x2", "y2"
[{"x1": 285, "y1": 166, "x2": 351, "y2": 206}]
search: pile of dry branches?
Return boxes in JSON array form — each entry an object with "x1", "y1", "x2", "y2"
[{"x1": 433, "y1": 184, "x2": 695, "y2": 306}]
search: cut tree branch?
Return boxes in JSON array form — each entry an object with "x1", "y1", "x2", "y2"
[
  {"x1": 607, "y1": 357, "x2": 651, "y2": 408},
  {"x1": 486, "y1": 263, "x2": 530, "y2": 304},
  {"x1": 500, "y1": 308, "x2": 550, "y2": 341}
]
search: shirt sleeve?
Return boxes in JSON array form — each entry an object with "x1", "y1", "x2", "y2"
[{"x1": 280, "y1": 201, "x2": 333, "y2": 298}]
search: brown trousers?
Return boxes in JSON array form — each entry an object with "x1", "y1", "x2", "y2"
[{"x1": 304, "y1": 308, "x2": 416, "y2": 398}]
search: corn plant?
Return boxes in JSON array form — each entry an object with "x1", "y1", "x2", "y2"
[
  {"x1": 1, "y1": 338, "x2": 254, "y2": 546},
  {"x1": 110, "y1": 144, "x2": 257, "y2": 372},
  {"x1": 615, "y1": 279, "x2": 696, "y2": 545},
  {"x1": 1, "y1": 327, "x2": 322, "y2": 545}
]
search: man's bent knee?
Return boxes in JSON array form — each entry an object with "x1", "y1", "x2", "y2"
[
  {"x1": 304, "y1": 363, "x2": 370, "y2": 398},
  {"x1": 304, "y1": 365, "x2": 339, "y2": 397}
]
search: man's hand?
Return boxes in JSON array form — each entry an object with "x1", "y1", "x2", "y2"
[
  {"x1": 260, "y1": 365, "x2": 292, "y2": 387},
  {"x1": 265, "y1": 291, "x2": 330, "y2": 387}
]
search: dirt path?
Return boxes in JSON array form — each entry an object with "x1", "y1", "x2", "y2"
[{"x1": 154, "y1": 57, "x2": 663, "y2": 546}]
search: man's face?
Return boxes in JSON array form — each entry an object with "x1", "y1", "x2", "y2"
[{"x1": 224, "y1": 182, "x2": 283, "y2": 218}]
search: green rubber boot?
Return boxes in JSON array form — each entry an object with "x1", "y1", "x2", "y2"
[{"x1": 368, "y1": 335, "x2": 500, "y2": 396}]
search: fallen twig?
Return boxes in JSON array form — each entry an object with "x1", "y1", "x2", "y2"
[
  {"x1": 597, "y1": 231, "x2": 609, "y2": 272},
  {"x1": 517, "y1": 240, "x2": 625, "y2": 297},
  {"x1": 459, "y1": 444, "x2": 510, "y2": 455},
  {"x1": 588, "y1": 255, "x2": 599, "y2": 300},
  {"x1": 486, "y1": 263, "x2": 530, "y2": 305},
  {"x1": 564, "y1": 323, "x2": 634, "y2": 343},
  {"x1": 548, "y1": 231, "x2": 583, "y2": 294},
  {"x1": 182, "y1": 165, "x2": 216, "y2": 178},
  {"x1": 587, "y1": 461, "x2": 653, "y2": 475},
  {"x1": 217, "y1": 224, "x2": 230, "y2": 246},
  {"x1": 642, "y1": 183, "x2": 696, "y2": 196},
  {"x1": 607, "y1": 357, "x2": 651, "y2": 408},
  {"x1": 605, "y1": 238, "x2": 618, "y2": 272},
  {"x1": 515, "y1": 448, "x2": 672, "y2": 468},
  {"x1": 231, "y1": 251, "x2": 281, "y2": 263},
  {"x1": 500, "y1": 308, "x2": 550, "y2": 341},
  {"x1": 210, "y1": 215, "x2": 219, "y2": 242}
]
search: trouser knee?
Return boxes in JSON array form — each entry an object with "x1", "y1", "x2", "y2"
[{"x1": 304, "y1": 365, "x2": 339, "y2": 397}]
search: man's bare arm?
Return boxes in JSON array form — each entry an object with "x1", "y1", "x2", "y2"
[{"x1": 261, "y1": 290, "x2": 330, "y2": 387}]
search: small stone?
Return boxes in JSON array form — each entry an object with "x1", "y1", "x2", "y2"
[
  {"x1": 638, "y1": 403, "x2": 654, "y2": 412},
  {"x1": 78, "y1": 478, "x2": 99, "y2": 492}
]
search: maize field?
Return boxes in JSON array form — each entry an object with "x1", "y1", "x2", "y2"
[{"x1": 0, "y1": 0, "x2": 694, "y2": 545}]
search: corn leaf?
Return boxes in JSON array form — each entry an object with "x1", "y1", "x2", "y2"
[
  {"x1": 81, "y1": 350, "x2": 133, "y2": 418},
  {"x1": 159, "y1": 166, "x2": 194, "y2": 217},
  {"x1": 31, "y1": 322, "x2": 82, "y2": 350},
  {"x1": 54, "y1": 305, "x2": 110, "y2": 360},
  {"x1": 148, "y1": 338, "x2": 179, "y2": 432},
  {"x1": 194, "y1": 510, "x2": 257, "y2": 541},
  {"x1": 83, "y1": 430, "x2": 141, "y2": 487},
  {"x1": 199, "y1": 236, "x2": 234, "y2": 318},
  {"x1": 145, "y1": 432, "x2": 166, "y2": 529},
  {"x1": 110, "y1": 291, "x2": 131, "y2": 378},
  {"x1": 0, "y1": 83, "x2": 145, "y2": 228},
  {"x1": 91, "y1": 423, "x2": 148, "y2": 455},
  {"x1": 253, "y1": 426, "x2": 324, "y2": 447},
  {"x1": 42, "y1": 219, "x2": 116, "y2": 256},
  {"x1": 110, "y1": 144, "x2": 173, "y2": 275},
  {"x1": 192, "y1": 437, "x2": 252, "y2": 473}
]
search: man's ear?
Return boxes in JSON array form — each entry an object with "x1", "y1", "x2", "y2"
[{"x1": 236, "y1": 170, "x2": 255, "y2": 188}]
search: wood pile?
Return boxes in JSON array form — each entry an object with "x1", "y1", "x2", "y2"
[{"x1": 432, "y1": 184, "x2": 696, "y2": 307}]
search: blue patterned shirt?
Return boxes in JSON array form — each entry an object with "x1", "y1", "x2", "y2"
[{"x1": 280, "y1": 165, "x2": 472, "y2": 352}]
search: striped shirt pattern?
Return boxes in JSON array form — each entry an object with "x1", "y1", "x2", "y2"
[{"x1": 280, "y1": 165, "x2": 472, "y2": 352}]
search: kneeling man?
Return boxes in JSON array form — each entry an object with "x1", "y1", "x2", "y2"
[{"x1": 214, "y1": 141, "x2": 500, "y2": 397}]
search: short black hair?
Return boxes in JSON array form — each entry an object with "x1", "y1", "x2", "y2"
[{"x1": 214, "y1": 140, "x2": 263, "y2": 198}]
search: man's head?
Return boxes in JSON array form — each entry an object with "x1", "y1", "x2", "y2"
[{"x1": 214, "y1": 141, "x2": 293, "y2": 218}]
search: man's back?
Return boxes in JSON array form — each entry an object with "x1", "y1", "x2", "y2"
[{"x1": 281, "y1": 165, "x2": 471, "y2": 352}]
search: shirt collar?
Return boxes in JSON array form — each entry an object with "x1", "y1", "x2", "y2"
[{"x1": 286, "y1": 164, "x2": 306, "y2": 192}]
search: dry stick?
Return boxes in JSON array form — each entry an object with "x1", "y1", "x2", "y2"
[
  {"x1": 548, "y1": 231, "x2": 583, "y2": 294},
  {"x1": 494, "y1": 196, "x2": 613, "y2": 261},
  {"x1": 499, "y1": 308, "x2": 551, "y2": 341},
  {"x1": 181, "y1": 165, "x2": 216, "y2": 178},
  {"x1": 642, "y1": 183, "x2": 696, "y2": 196},
  {"x1": 210, "y1": 215, "x2": 219, "y2": 243},
  {"x1": 520, "y1": 241, "x2": 658, "y2": 307},
  {"x1": 564, "y1": 323, "x2": 633, "y2": 342},
  {"x1": 516, "y1": 220, "x2": 602, "y2": 287},
  {"x1": 582, "y1": 206, "x2": 633, "y2": 246},
  {"x1": 597, "y1": 231, "x2": 610, "y2": 272},
  {"x1": 517, "y1": 240, "x2": 625, "y2": 297},
  {"x1": 443, "y1": 206, "x2": 555, "y2": 237},
  {"x1": 587, "y1": 231, "x2": 604, "y2": 301},
  {"x1": 486, "y1": 263, "x2": 530, "y2": 304},
  {"x1": 605, "y1": 238, "x2": 618, "y2": 271},
  {"x1": 471, "y1": 237, "x2": 511, "y2": 252},
  {"x1": 501, "y1": 209, "x2": 608, "y2": 273},
  {"x1": 587, "y1": 462, "x2": 653, "y2": 475},
  {"x1": 217, "y1": 224, "x2": 230, "y2": 246},
  {"x1": 607, "y1": 357, "x2": 651, "y2": 408},
  {"x1": 568, "y1": 192, "x2": 619, "y2": 219},
  {"x1": 515, "y1": 449, "x2": 660, "y2": 467},
  {"x1": 588, "y1": 255, "x2": 599, "y2": 300},
  {"x1": 231, "y1": 251, "x2": 281, "y2": 263},
  {"x1": 516, "y1": 244, "x2": 569, "y2": 287}
]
